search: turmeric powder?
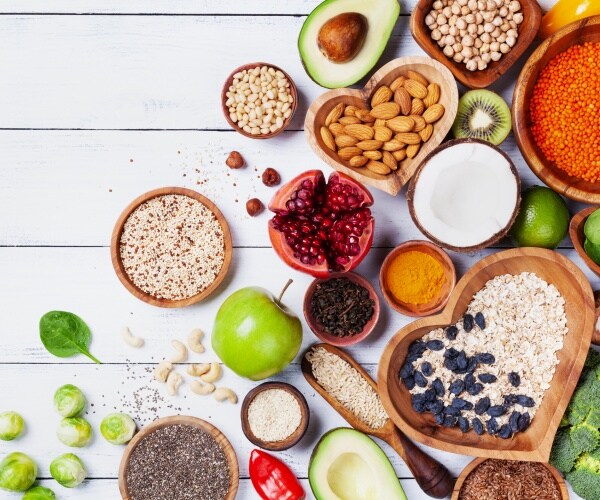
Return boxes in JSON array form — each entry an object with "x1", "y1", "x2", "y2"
[{"x1": 384, "y1": 250, "x2": 445, "y2": 305}]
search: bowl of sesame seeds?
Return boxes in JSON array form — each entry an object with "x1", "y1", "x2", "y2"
[{"x1": 111, "y1": 187, "x2": 233, "y2": 307}]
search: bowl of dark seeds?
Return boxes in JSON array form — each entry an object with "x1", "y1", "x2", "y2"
[{"x1": 303, "y1": 272, "x2": 380, "y2": 346}]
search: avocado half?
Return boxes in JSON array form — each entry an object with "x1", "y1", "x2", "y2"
[
  {"x1": 309, "y1": 428, "x2": 407, "y2": 500},
  {"x1": 298, "y1": 0, "x2": 400, "y2": 88}
]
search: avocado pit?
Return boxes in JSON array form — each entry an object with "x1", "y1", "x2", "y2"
[{"x1": 317, "y1": 12, "x2": 368, "y2": 63}]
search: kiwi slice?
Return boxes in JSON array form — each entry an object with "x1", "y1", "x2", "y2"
[{"x1": 452, "y1": 89, "x2": 511, "y2": 145}]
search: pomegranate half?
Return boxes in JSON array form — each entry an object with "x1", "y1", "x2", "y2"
[{"x1": 268, "y1": 170, "x2": 374, "y2": 277}]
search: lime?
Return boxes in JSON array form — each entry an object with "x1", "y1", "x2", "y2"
[
  {"x1": 510, "y1": 186, "x2": 569, "y2": 249},
  {"x1": 584, "y1": 209, "x2": 600, "y2": 245},
  {"x1": 585, "y1": 238, "x2": 600, "y2": 265}
]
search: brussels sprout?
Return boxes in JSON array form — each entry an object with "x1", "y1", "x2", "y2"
[
  {"x1": 0, "y1": 411, "x2": 25, "y2": 441},
  {"x1": 53, "y1": 384, "x2": 86, "y2": 417},
  {"x1": 22, "y1": 485, "x2": 56, "y2": 500},
  {"x1": 56, "y1": 417, "x2": 92, "y2": 447},
  {"x1": 100, "y1": 413, "x2": 136, "y2": 445},
  {"x1": 49, "y1": 453, "x2": 86, "y2": 488},
  {"x1": 0, "y1": 452, "x2": 37, "y2": 492}
]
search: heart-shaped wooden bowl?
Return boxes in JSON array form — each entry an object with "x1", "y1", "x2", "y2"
[
  {"x1": 513, "y1": 15, "x2": 600, "y2": 203},
  {"x1": 304, "y1": 57, "x2": 458, "y2": 196},
  {"x1": 378, "y1": 248, "x2": 594, "y2": 461},
  {"x1": 569, "y1": 206, "x2": 600, "y2": 277}
]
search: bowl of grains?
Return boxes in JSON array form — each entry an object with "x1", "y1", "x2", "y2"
[
  {"x1": 111, "y1": 187, "x2": 232, "y2": 307},
  {"x1": 378, "y1": 247, "x2": 595, "y2": 461},
  {"x1": 221, "y1": 62, "x2": 298, "y2": 139},
  {"x1": 118, "y1": 415, "x2": 239, "y2": 500},
  {"x1": 452, "y1": 458, "x2": 568, "y2": 499},
  {"x1": 513, "y1": 16, "x2": 600, "y2": 203},
  {"x1": 304, "y1": 272, "x2": 380, "y2": 346},
  {"x1": 241, "y1": 381, "x2": 310, "y2": 451}
]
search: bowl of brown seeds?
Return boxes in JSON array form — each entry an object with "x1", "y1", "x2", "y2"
[{"x1": 111, "y1": 187, "x2": 233, "y2": 308}]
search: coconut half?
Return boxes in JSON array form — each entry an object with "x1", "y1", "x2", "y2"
[{"x1": 407, "y1": 139, "x2": 521, "y2": 252}]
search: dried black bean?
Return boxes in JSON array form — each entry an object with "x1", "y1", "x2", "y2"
[
  {"x1": 443, "y1": 415, "x2": 457, "y2": 427},
  {"x1": 421, "y1": 362, "x2": 433, "y2": 377},
  {"x1": 427, "y1": 399, "x2": 444, "y2": 415},
  {"x1": 456, "y1": 351, "x2": 468, "y2": 370},
  {"x1": 463, "y1": 314, "x2": 474, "y2": 332},
  {"x1": 449, "y1": 379, "x2": 465, "y2": 395},
  {"x1": 445, "y1": 325, "x2": 458, "y2": 340},
  {"x1": 508, "y1": 372, "x2": 521, "y2": 387},
  {"x1": 474, "y1": 312, "x2": 486, "y2": 329},
  {"x1": 518, "y1": 412, "x2": 531, "y2": 431},
  {"x1": 414, "y1": 371, "x2": 427, "y2": 388},
  {"x1": 399, "y1": 362, "x2": 413, "y2": 379},
  {"x1": 444, "y1": 406, "x2": 461, "y2": 417},
  {"x1": 478, "y1": 373, "x2": 497, "y2": 384},
  {"x1": 457, "y1": 416, "x2": 470, "y2": 433},
  {"x1": 487, "y1": 405, "x2": 507, "y2": 417},
  {"x1": 475, "y1": 353, "x2": 495, "y2": 364},
  {"x1": 509, "y1": 411, "x2": 520, "y2": 433},
  {"x1": 432, "y1": 378, "x2": 445, "y2": 397},
  {"x1": 498, "y1": 424, "x2": 512, "y2": 439},
  {"x1": 486, "y1": 418, "x2": 499, "y2": 435},
  {"x1": 427, "y1": 339, "x2": 444, "y2": 351},
  {"x1": 452, "y1": 397, "x2": 473, "y2": 410},
  {"x1": 475, "y1": 397, "x2": 491, "y2": 415},
  {"x1": 472, "y1": 418, "x2": 484, "y2": 435},
  {"x1": 464, "y1": 373, "x2": 475, "y2": 389},
  {"x1": 516, "y1": 395, "x2": 535, "y2": 408},
  {"x1": 402, "y1": 375, "x2": 415, "y2": 390},
  {"x1": 444, "y1": 347, "x2": 460, "y2": 358},
  {"x1": 467, "y1": 383, "x2": 484, "y2": 396}
]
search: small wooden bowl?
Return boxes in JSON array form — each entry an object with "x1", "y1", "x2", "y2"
[
  {"x1": 411, "y1": 0, "x2": 542, "y2": 89},
  {"x1": 378, "y1": 247, "x2": 594, "y2": 461},
  {"x1": 240, "y1": 381, "x2": 309, "y2": 451},
  {"x1": 118, "y1": 415, "x2": 239, "y2": 499},
  {"x1": 304, "y1": 56, "x2": 458, "y2": 196},
  {"x1": 451, "y1": 457, "x2": 569, "y2": 499},
  {"x1": 379, "y1": 240, "x2": 456, "y2": 317},
  {"x1": 111, "y1": 187, "x2": 233, "y2": 308},
  {"x1": 303, "y1": 271, "x2": 380, "y2": 346},
  {"x1": 569, "y1": 206, "x2": 600, "y2": 277},
  {"x1": 221, "y1": 62, "x2": 298, "y2": 139},
  {"x1": 513, "y1": 16, "x2": 600, "y2": 203}
]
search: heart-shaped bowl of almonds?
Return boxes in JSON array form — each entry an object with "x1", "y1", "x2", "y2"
[{"x1": 304, "y1": 56, "x2": 459, "y2": 196}]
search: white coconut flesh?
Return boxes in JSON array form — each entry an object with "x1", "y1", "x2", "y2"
[{"x1": 412, "y1": 142, "x2": 519, "y2": 248}]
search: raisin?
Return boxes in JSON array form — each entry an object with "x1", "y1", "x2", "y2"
[
  {"x1": 444, "y1": 406, "x2": 461, "y2": 417},
  {"x1": 452, "y1": 397, "x2": 473, "y2": 410},
  {"x1": 399, "y1": 362, "x2": 413, "y2": 379},
  {"x1": 445, "y1": 325, "x2": 459, "y2": 340},
  {"x1": 475, "y1": 397, "x2": 491, "y2": 415},
  {"x1": 427, "y1": 339, "x2": 444, "y2": 351},
  {"x1": 508, "y1": 372, "x2": 521, "y2": 387},
  {"x1": 424, "y1": 388, "x2": 436, "y2": 402},
  {"x1": 444, "y1": 357, "x2": 458, "y2": 371},
  {"x1": 402, "y1": 376, "x2": 415, "y2": 390},
  {"x1": 475, "y1": 353, "x2": 495, "y2": 364},
  {"x1": 518, "y1": 412, "x2": 531, "y2": 431},
  {"x1": 427, "y1": 399, "x2": 444, "y2": 415},
  {"x1": 516, "y1": 395, "x2": 535, "y2": 408},
  {"x1": 464, "y1": 373, "x2": 475, "y2": 389},
  {"x1": 487, "y1": 405, "x2": 507, "y2": 417},
  {"x1": 443, "y1": 415, "x2": 457, "y2": 428},
  {"x1": 463, "y1": 313, "x2": 474, "y2": 332},
  {"x1": 472, "y1": 418, "x2": 484, "y2": 435},
  {"x1": 474, "y1": 312, "x2": 486, "y2": 329},
  {"x1": 498, "y1": 424, "x2": 512, "y2": 439},
  {"x1": 509, "y1": 411, "x2": 520, "y2": 433},
  {"x1": 444, "y1": 347, "x2": 459, "y2": 358},
  {"x1": 435, "y1": 412, "x2": 445, "y2": 425},
  {"x1": 421, "y1": 361, "x2": 433, "y2": 377},
  {"x1": 414, "y1": 371, "x2": 427, "y2": 388},
  {"x1": 466, "y1": 357, "x2": 478, "y2": 373},
  {"x1": 432, "y1": 378, "x2": 445, "y2": 397},
  {"x1": 478, "y1": 373, "x2": 497, "y2": 384},
  {"x1": 504, "y1": 394, "x2": 519, "y2": 406},
  {"x1": 456, "y1": 351, "x2": 468, "y2": 370},
  {"x1": 449, "y1": 379, "x2": 465, "y2": 395},
  {"x1": 412, "y1": 401, "x2": 426, "y2": 413},
  {"x1": 412, "y1": 393, "x2": 426, "y2": 405},
  {"x1": 409, "y1": 340, "x2": 427, "y2": 356},
  {"x1": 468, "y1": 383, "x2": 484, "y2": 396},
  {"x1": 486, "y1": 418, "x2": 499, "y2": 435},
  {"x1": 457, "y1": 416, "x2": 470, "y2": 433}
]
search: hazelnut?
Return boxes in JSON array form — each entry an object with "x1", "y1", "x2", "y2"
[
  {"x1": 226, "y1": 150, "x2": 245, "y2": 169},
  {"x1": 262, "y1": 167, "x2": 281, "y2": 187},
  {"x1": 246, "y1": 198, "x2": 264, "y2": 217}
]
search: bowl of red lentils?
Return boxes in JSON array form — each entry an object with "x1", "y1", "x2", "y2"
[{"x1": 513, "y1": 15, "x2": 600, "y2": 203}]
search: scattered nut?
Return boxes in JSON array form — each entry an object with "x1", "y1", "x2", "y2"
[
  {"x1": 226, "y1": 151, "x2": 245, "y2": 169},
  {"x1": 190, "y1": 380, "x2": 215, "y2": 395},
  {"x1": 166, "y1": 371, "x2": 183, "y2": 396},
  {"x1": 261, "y1": 167, "x2": 281, "y2": 186},
  {"x1": 121, "y1": 326, "x2": 144, "y2": 348},
  {"x1": 168, "y1": 340, "x2": 188, "y2": 363},
  {"x1": 213, "y1": 387, "x2": 238, "y2": 404},
  {"x1": 200, "y1": 363, "x2": 222, "y2": 384},
  {"x1": 187, "y1": 328, "x2": 205, "y2": 354},
  {"x1": 246, "y1": 198, "x2": 264, "y2": 217},
  {"x1": 187, "y1": 363, "x2": 211, "y2": 377},
  {"x1": 154, "y1": 361, "x2": 173, "y2": 383}
]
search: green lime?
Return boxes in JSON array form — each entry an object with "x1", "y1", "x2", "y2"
[
  {"x1": 584, "y1": 209, "x2": 600, "y2": 245},
  {"x1": 510, "y1": 186, "x2": 569, "y2": 249},
  {"x1": 584, "y1": 238, "x2": 600, "y2": 265}
]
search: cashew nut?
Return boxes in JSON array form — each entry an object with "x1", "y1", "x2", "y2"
[
  {"x1": 169, "y1": 340, "x2": 188, "y2": 363},
  {"x1": 187, "y1": 363, "x2": 210, "y2": 377},
  {"x1": 200, "y1": 363, "x2": 222, "y2": 384},
  {"x1": 166, "y1": 371, "x2": 183, "y2": 396},
  {"x1": 154, "y1": 361, "x2": 173, "y2": 383},
  {"x1": 187, "y1": 328, "x2": 205, "y2": 354},
  {"x1": 190, "y1": 380, "x2": 215, "y2": 395},
  {"x1": 213, "y1": 387, "x2": 238, "y2": 404},
  {"x1": 121, "y1": 326, "x2": 144, "y2": 348}
]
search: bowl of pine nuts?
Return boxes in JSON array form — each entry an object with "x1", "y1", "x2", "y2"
[{"x1": 222, "y1": 62, "x2": 298, "y2": 139}]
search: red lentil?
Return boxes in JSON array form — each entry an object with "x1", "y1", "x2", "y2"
[{"x1": 530, "y1": 42, "x2": 600, "y2": 182}]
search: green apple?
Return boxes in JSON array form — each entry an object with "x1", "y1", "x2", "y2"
[{"x1": 212, "y1": 280, "x2": 302, "y2": 380}]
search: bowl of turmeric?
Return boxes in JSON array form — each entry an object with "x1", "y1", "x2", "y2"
[{"x1": 379, "y1": 240, "x2": 456, "y2": 317}]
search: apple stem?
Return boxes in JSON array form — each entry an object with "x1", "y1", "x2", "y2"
[{"x1": 276, "y1": 279, "x2": 293, "y2": 306}]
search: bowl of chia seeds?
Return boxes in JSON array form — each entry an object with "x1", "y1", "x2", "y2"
[
  {"x1": 118, "y1": 415, "x2": 239, "y2": 500},
  {"x1": 303, "y1": 272, "x2": 380, "y2": 346}
]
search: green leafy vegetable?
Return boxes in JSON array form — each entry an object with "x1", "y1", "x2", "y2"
[{"x1": 39, "y1": 311, "x2": 101, "y2": 364}]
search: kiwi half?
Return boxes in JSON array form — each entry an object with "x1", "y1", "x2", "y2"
[{"x1": 452, "y1": 89, "x2": 511, "y2": 145}]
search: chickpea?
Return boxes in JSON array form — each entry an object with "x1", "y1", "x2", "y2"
[
  {"x1": 451, "y1": 3, "x2": 461, "y2": 14},
  {"x1": 477, "y1": 59, "x2": 488, "y2": 70},
  {"x1": 443, "y1": 6, "x2": 452, "y2": 17},
  {"x1": 432, "y1": 28, "x2": 442, "y2": 41},
  {"x1": 481, "y1": 32, "x2": 491, "y2": 43},
  {"x1": 443, "y1": 45, "x2": 455, "y2": 57},
  {"x1": 461, "y1": 5, "x2": 470, "y2": 15},
  {"x1": 440, "y1": 24, "x2": 450, "y2": 34},
  {"x1": 425, "y1": 14, "x2": 436, "y2": 26},
  {"x1": 477, "y1": 24, "x2": 485, "y2": 35},
  {"x1": 498, "y1": 32, "x2": 507, "y2": 43},
  {"x1": 506, "y1": 36, "x2": 517, "y2": 47},
  {"x1": 500, "y1": 42, "x2": 510, "y2": 53},
  {"x1": 456, "y1": 17, "x2": 467, "y2": 29},
  {"x1": 491, "y1": 51, "x2": 502, "y2": 61},
  {"x1": 490, "y1": 41, "x2": 500, "y2": 52},
  {"x1": 506, "y1": 28, "x2": 518, "y2": 38},
  {"x1": 508, "y1": 0, "x2": 520, "y2": 12},
  {"x1": 466, "y1": 59, "x2": 478, "y2": 71},
  {"x1": 474, "y1": 38, "x2": 483, "y2": 48},
  {"x1": 449, "y1": 25, "x2": 459, "y2": 35},
  {"x1": 513, "y1": 12, "x2": 524, "y2": 24},
  {"x1": 467, "y1": 0, "x2": 477, "y2": 10},
  {"x1": 454, "y1": 52, "x2": 465, "y2": 63},
  {"x1": 437, "y1": 13, "x2": 447, "y2": 25},
  {"x1": 468, "y1": 23, "x2": 478, "y2": 35},
  {"x1": 462, "y1": 34, "x2": 475, "y2": 47},
  {"x1": 433, "y1": 0, "x2": 444, "y2": 9},
  {"x1": 482, "y1": 52, "x2": 491, "y2": 63}
]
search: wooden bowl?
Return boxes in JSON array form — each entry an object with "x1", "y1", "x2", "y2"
[
  {"x1": 513, "y1": 16, "x2": 600, "y2": 203},
  {"x1": 303, "y1": 271, "x2": 380, "y2": 346},
  {"x1": 378, "y1": 247, "x2": 594, "y2": 461},
  {"x1": 304, "y1": 57, "x2": 459, "y2": 196},
  {"x1": 118, "y1": 415, "x2": 239, "y2": 499},
  {"x1": 451, "y1": 457, "x2": 569, "y2": 499},
  {"x1": 111, "y1": 187, "x2": 233, "y2": 308},
  {"x1": 240, "y1": 381, "x2": 309, "y2": 451},
  {"x1": 221, "y1": 62, "x2": 298, "y2": 139},
  {"x1": 379, "y1": 240, "x2": 456, "y2": 317},
  {"x1": 569, "y1": 206, "x2": 600, "y2": 277},
  {"x1": 411, "y1": 0, "x2": 542, "y2": 89}
]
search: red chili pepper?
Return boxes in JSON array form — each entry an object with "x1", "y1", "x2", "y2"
[{"x1": 249, "y1": 449, "x2": 305, "y2": 500}]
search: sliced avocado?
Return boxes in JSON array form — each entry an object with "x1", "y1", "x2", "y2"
[
  {"x1": 309, "y1": 428, "x2": 407, "y2": 500},
  {"x1": 299, "y1": 0, "x2": 400, "y2": 88}
]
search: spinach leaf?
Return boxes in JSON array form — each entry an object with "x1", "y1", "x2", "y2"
[{"x1": 39, "y1": 311, "x2": 101, "y2": 364}]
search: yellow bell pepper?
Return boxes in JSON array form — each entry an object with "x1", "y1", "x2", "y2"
[{"x1": 540, "y1": 0, "x2": 600, "y2": 38}]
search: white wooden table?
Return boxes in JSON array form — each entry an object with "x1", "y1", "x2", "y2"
[{"x1": 0, "y1": 1, "x2": 588, "y2": 498}]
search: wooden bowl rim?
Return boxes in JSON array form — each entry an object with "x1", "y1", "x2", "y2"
[
  {"x1": 512, "y1": 15, "x2": 600, "y2": 203},
  {"x1": 406, "y1": 138, "x2": 522, "y2": 253},
  {"x1": 221, "y1": 61, "x2": 298, "y2": 139},
  {"x1": 240, "y1": 381, "x2": 310, "y2": 451},
  {"x1": 118, "y1": 415, "x2": 239, "y2": 500},
  {"x1": 410, "y1": 0, "x2": 542, "y2": 89},
  {"x1": 378, "y1": 240, "x2": 457, "y2": 317},
  {"x1": 303, "y1": 271, "x2": 381, "y2": 346},
  {"x1": 451, "y1": 457, "x2": 569, "y2": 500},
  {"x1": 110, "y1": 187, "x2": 233, "y2": 308},
  {"x1": 569, "y1": 206, "x2": 600, "y2": 276},
  {"x1": 377, "y1": 247, "x2": 595, "y2": 461}
]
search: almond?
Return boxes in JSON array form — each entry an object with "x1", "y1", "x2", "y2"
[
  {"x1": 382, "y1": 140, "x2": 405, "y2": 152},
  {"x1": 386, "y1": 116, "x2": 415, "y2": 133},
  {"x1": 337, "y1": 146, "x2": 363, "y2": 161},
  {"x1": 320, "y1": 126, "x2": 336, "y2": 151},
  {"x1": 410, "y1": 98, "x2": 425, "y2": 116},
  {"x1": 389, "y1": 75, "x2": 406, "y2": 92},
  {"x1": 393, "y1": 149, "x2": 407, "y2": 162},
  {"x1": 409, "y1": 115, "x2": 427, "y2": 132},
  {"x1": 394, "y1": 132, "x2": 422, "y2": 145},
  {"x1": 344, "y1": 105, "x2": 359, "y2": 117},
  {"x1": 406, "y1": 143, "x2": 421, "y2": 158},
  {"x1": 374, "y1": 118, "x2": 386, "y2": 127},
  {"x1": 339, "y1": 116, "x2": 361, "y2": 125},
  {"x1": 370, "y1": 86, "x2": 393, "y2": 107},
  {"x1": 335, "y1": 134, "x2": 359, "y2": 148},
  {"x1": 325, "y1": 103, "x2": 345, "y2": 126},
  {"x1": 356, "y1": 139, "x2": 383, "y2": 151},
  {"x1": 423, "y1": 83, "x2": 441, "y2": 107},
  {"x1": 404, "y1": 79, "x2": 428, "y2": 99},
  {"x1": 423, "y1": 103, "x2": 445, "y2": 124},
  {"x1": 328, "y1": 123, "x2": 345, "y2": 137},
  {"x1": 363, "y1": 150, "x2": 382, "y2": 160},
  {"x1": 370, "y1": 102, "x2": 400, "y2": 120},
  {"x1": 407, "y1": 70, "x2": 429, "y2": 87},
  {"x1": 366, "y1": 160, "x2": 391, "y2": 175},
  {"x1": 394, "y1": 88, "x2": 412, "y2": 116},
  {"x1": 344, "y1": 124, "x2": 375, "y2": 141},
  {"x1": 419, "y1": 124, "x2": 434, "y2": 142},
  {"x1": 349, "y1": 155, "x2": 368, "y2": 168},
  {"x1": 382, "y1": 151, "x2": 398, "y2": 171},
  {"x1": 355, "y1": 109, "x2": 376, "y2": 123},
  {"x1": 374, "y1": 126, "x2": 393, "y2": 142}
]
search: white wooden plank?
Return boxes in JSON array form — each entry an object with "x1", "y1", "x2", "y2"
[{"x1": 0, "y1": 130, "x2": 585, "y2": 247}]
